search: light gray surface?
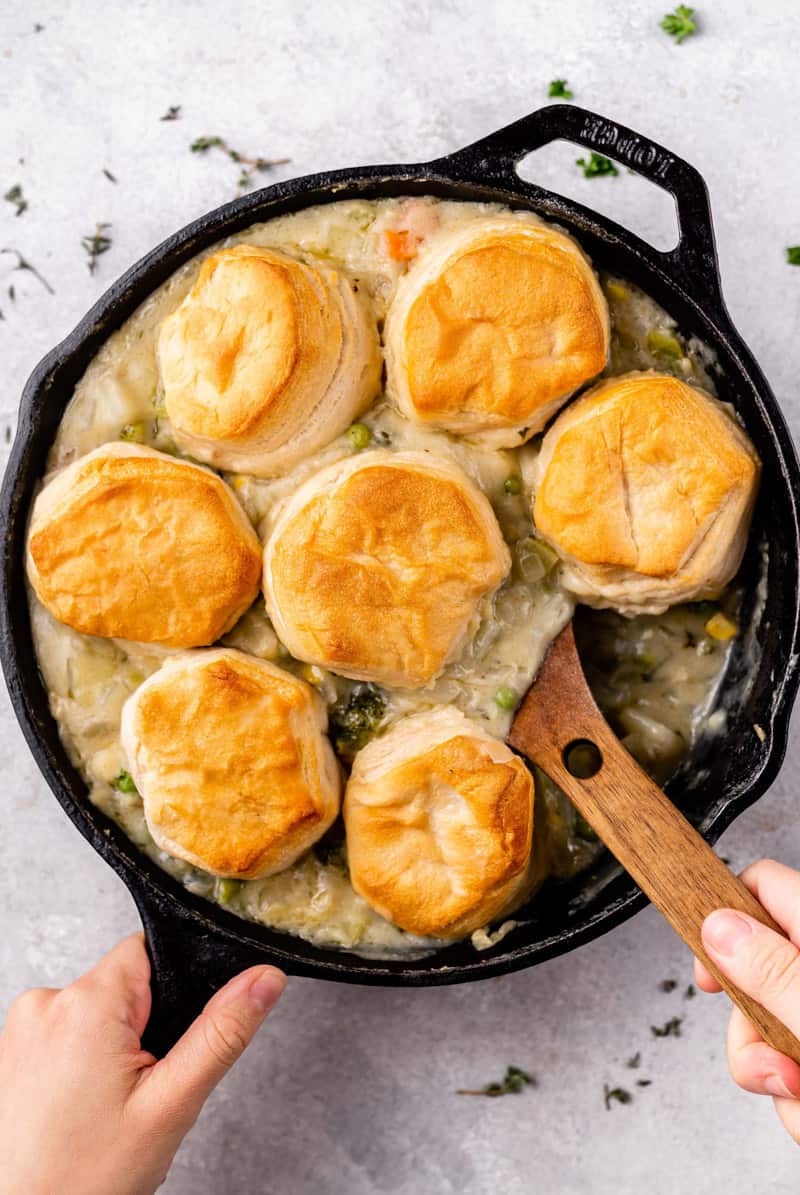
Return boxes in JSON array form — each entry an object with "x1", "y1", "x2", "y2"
[{"x1": 2, "y1": 1, "x2": 800, "y2": 1191}]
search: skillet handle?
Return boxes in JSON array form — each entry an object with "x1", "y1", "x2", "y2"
[
  {"x1": 133, "y1": 891, "x2": 292, "y2": 1057},
  {"x1": 436, "y1": 104, "x2": 723, "y2": 305}
]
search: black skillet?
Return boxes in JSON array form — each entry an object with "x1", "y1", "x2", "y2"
[{"x1": 2, "y1": 105, "x2": 799, "y2": 1057}]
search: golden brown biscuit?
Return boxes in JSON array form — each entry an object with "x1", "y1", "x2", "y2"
[
  {"x1": 384, "y1": 215, "x2": 609, "y2": 447},
  {"x1": 26, "y1": 443, "x2": 262, "y2": 647},
  {"x1": 532, "y1": 371, "x2": 761, "y2": 612},
  {"x1": 263, "y1": 450, "x2": 511, "y2": 688},
  {"x1": 120, "y1": 649, "x2": 341, "y2": 878},
  {"x1": 344, "y1": 707, "x2": 536, "y2": 938},
  {"x1": 158, "y1": 244, "x2": 381, "y2": 476}
]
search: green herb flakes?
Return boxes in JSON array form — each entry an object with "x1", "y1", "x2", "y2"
[
  {"x1": 576, "y1": 153, "x2": 618, "y2": 179},
  {"x1": 660, "y1": 5, "x2": 698, "y2": 43},
  {"x1": 457, "y1": 1065, "x2": 536, "y2": 1097}
]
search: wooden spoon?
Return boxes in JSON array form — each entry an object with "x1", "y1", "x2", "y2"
[{"x1": 509, "y1": 621, "x2": 800, "y2": 1065}]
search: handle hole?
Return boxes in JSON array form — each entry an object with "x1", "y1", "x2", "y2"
[
  {"x1": 563, "y1": 738, "x2": 603, "y2": 779},
  {"x1": 514, "y1": 140, "x2": 680, "y2": 253}
]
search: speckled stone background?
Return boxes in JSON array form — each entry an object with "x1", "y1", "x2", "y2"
[{"x1": 1, "y1": 2, "x2": 799, "y2": 1191}]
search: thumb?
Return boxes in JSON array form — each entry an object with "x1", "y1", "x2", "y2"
[
  {"x1": 702, "y1": 909, "x2": 800, "y2": 1037},
  {"x1": 142, "y1": 965, "x2": 286, "y2": 1129}
]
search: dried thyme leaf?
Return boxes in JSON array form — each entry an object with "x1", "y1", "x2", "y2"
[
  {"x1": 658, "y1": 979, "x2": 678, "y2": 993},
  {"x1": 160, "y1": 105, "x2": 182, "y2": 122},
  {"x1": 1, "y1": 247, "x2": 54, "y2": 294},
  {"x1": 684, "y1": 983, "x2": 696, "y2": 999},
  {"x1": 191, "y1": 134, "x2": 290, "y2": 192},
  {"x1": 4, "y1": 185, "x2": 27, "y2": 216},
  {"x1": 604, "y1": 1084, "x2": 632, "y2": 1109},
  {"x1": 636, "y1": 1079, "x2": 652, "y2": 1088},
  {"x1": 82, "y1": 223, "x2": 112, "y2": 274},
  {"x1": 651, "y1": 1016, "x2": 683, "y2": 1038},
  {"x1": 457, "y1": 1065, "x2": 536, "y2": 1097},
  {"x1": 626, "y1": 1052, "x2": 641, "y2": 1069},
  {"x1": 102, "y1": 168, "x2": 117, "y2": 183}
]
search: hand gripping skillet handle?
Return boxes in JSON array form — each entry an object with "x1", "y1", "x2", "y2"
[
  {"x1": 133, "y1": 890, "x2": 297, "y2": 1057},
  {"x1": 433, "y1": 103, "x2": 723, "y2": 307},
  {"x1": 510, "y1": 625, "x2": 800, "y2": 1067}
]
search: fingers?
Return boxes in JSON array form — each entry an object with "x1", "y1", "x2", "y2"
[
  {"x1": 693, "y1": 956, "x2": 722, "y2": 993},
  {"x1": 74, "y1": 934, "x2": 152, "y2": 1036},
  {"x1": 701, "y1": 908, "x2": 800, "y2": 1039},
  {"x1": 141, "y1": 967, "x2": 286, "y2": 1130},
  {"x1": 737, "y1": 859, "x2": 800, "y2": 945},
  {"x1": 726, "y1": 1006, "x2": 800, "y2": 1099}
]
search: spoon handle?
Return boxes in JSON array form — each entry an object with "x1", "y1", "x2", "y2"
[{"x1": 510, "y1": 626, "x2": 800, "y2": 1066}]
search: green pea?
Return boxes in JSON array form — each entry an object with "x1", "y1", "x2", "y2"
[
  {"x1": 216, "y1": 878, "x2": 243, "y2": 904},
  {"x1": 120, "y1": 422, "x2": 146, "y2": 443},
  {"x1": 114, "y1": 770, "x2": 138, "y2": 794},
  {"x1": 494, "y1": 686, "x2": 518, "y2": 710},
  {"x1": 347, "y1": 422, "x2": 372, "y2": 449},
  {"x1": 503, "y1": 475, "x2": 522, "y2": 495}
]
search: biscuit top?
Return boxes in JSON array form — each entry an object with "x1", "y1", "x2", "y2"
[
  {"x1": 534, "y1": 372, "x2": 760, "y2": 578},
  {"x1": 263, "y1": 451, "x2": 511, "y2": 688},
  {"x1": 120, "y1": 649, "x2": 341, "y2": 879},
  {"x1": 26, "y1": 443, "x2": 262, "y2": 647}
]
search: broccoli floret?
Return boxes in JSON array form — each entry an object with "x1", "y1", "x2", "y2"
[{"x1": 329, "y1": 685, "x2": 386, "y2": 756}]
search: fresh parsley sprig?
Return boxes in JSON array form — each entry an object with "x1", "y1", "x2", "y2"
[
  {"x1": 548, "y1": 79, "x2": 573, "y2": 99},
  {"x1": 661, "y1": 5, "x2": 698, "y2": 44}
]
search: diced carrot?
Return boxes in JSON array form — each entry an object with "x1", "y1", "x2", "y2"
[{"x1": 385, "y1": 229, "x2": 417, "y2": 261}]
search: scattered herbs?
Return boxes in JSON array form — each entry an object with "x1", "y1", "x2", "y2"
[
  {"x1": 604, "y1": 1084, "x2": 632, "y2": 1109},
  {"x1": 1, "y1": 247, "x2": 53, "y2": 294},
  {"x1": 658, "y1": 978, "x2": 678, "y2": 993},
  {"x1": 651, "y1": 1016, "x2": 683, "y2": 1038},
  {"x1": 160, "y1": 105, "x2": 182, "y2": 122},
  {"x1": 548, "y1": 79, "x2": 573, "y2": 99},
  {"x1": 626, "y1": 1052, "x2": 641, "y2": 1069},
  {"x1": 576, "y1": 152, "x2": 618, "y2": 179},
  {"x1": 457, "y1": 1066, "x2": 535, "y2": 1097},
  {"x1": 114, "y1": 770, "x2": 138, "y2": 794},
  {"x1": 787, "y1": 247, "x2": 800, "y2": 266},
  {"x1": 328, "y1": 685, "x2": 386, "y2": 755},
  {"x1": 660, "y1": 5, "x2": 697, "y2": 44},
  {"x1": 102, "y1": 168, "x2": 117, "y2": 183},
  {"x1": 4, "y1": 185, "x2": 27, "y2": 217},
  {"x1": 191, "y1": 135, "x2": 290, "y2": 192},
  {"x1": 685, "y1": 983, "x2": 696, "y2": 999},
  {"x1": 82, "y1": 223, "x2": 112, "y2": 274}
]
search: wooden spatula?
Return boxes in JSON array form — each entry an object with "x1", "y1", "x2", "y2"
[{"x1": 509, "y1": 621, "x2": 800, "y2": 1065}]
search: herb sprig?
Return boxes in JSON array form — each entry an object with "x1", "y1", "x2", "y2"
[
  {"x1": 191, "y1": 136, "x2": 290, "y2": 192},
  {"x1": 548, "y1": 79, "x2": 573, "y2": 99},
  {"x1": 1, "y1": 248, "x2": 53, "y2": 294},
  {"x1": 4, "y1": 185, "x2": 27, "y2": 217},
  {"x1": 604, "y1": 1084, "x2": 632, "y2": 1109},
  {"x1": 576, "y1": 152, "x2": 618, "y2": 179},
  {"x1": 457, "y1": 1065, "x2": 536, "y2": 1097},
  {"x1": 82, "y1": 223, "x2": 112, "y2": 274},
  {"x1": 661, "y1": 5, "x2": 698, "y2": 44},
  {"x1": 651, "y1": 1015, "x2": 683, "y2": 1038}
]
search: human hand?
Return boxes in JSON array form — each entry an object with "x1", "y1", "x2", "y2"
[
  {"x1": 0, "y1": 934, "x2": 285, "y2": 1195},
  {"x1": 695, "y1": 858, "x2": 800, "y2": 1143}
]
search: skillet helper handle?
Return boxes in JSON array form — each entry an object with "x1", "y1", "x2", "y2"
[
  {"x1": 511, "y1": 679, "x2": 800, "y2": 1066},
  {"x1": 134, "y1": 894, "x2": 281, "y2": 1057},
  {"x1": 441, "y1": 103, "x2": 723, "y2": 305}
]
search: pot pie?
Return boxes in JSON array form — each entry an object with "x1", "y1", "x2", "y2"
[
  {"x1": 120, "y1": 650, "x2": 340, "y2": 879},
  {"x1": 384, "y1": 215, "x2": 610, "y2": 447},
  {"x1": 26, "y1": 443, "x2": 262, "y2": 647},
  {"x1": 158, "y1": 244, "x2": 381, "y2": 477},
  {"x1": 263, "y1": 450, "x2": 511, "y2": 688},
  {"x1": 344, "y1": 707, "x2": 536, "y2": 938},
  {"x1": 532, "y1": 372, "x2": 761, "y2": 613},
  {"x1": 27, "y1": 197, "x2": 759, "y2": 957}
]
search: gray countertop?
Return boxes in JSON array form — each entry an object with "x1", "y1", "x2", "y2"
[{"x1": 2, "y1": 2, "x2": 799, "y2": 1190}]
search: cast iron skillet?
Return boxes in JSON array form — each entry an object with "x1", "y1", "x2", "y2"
[{"x1": 2, "y1": 104, "x2": 800, "y2": 1056}]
